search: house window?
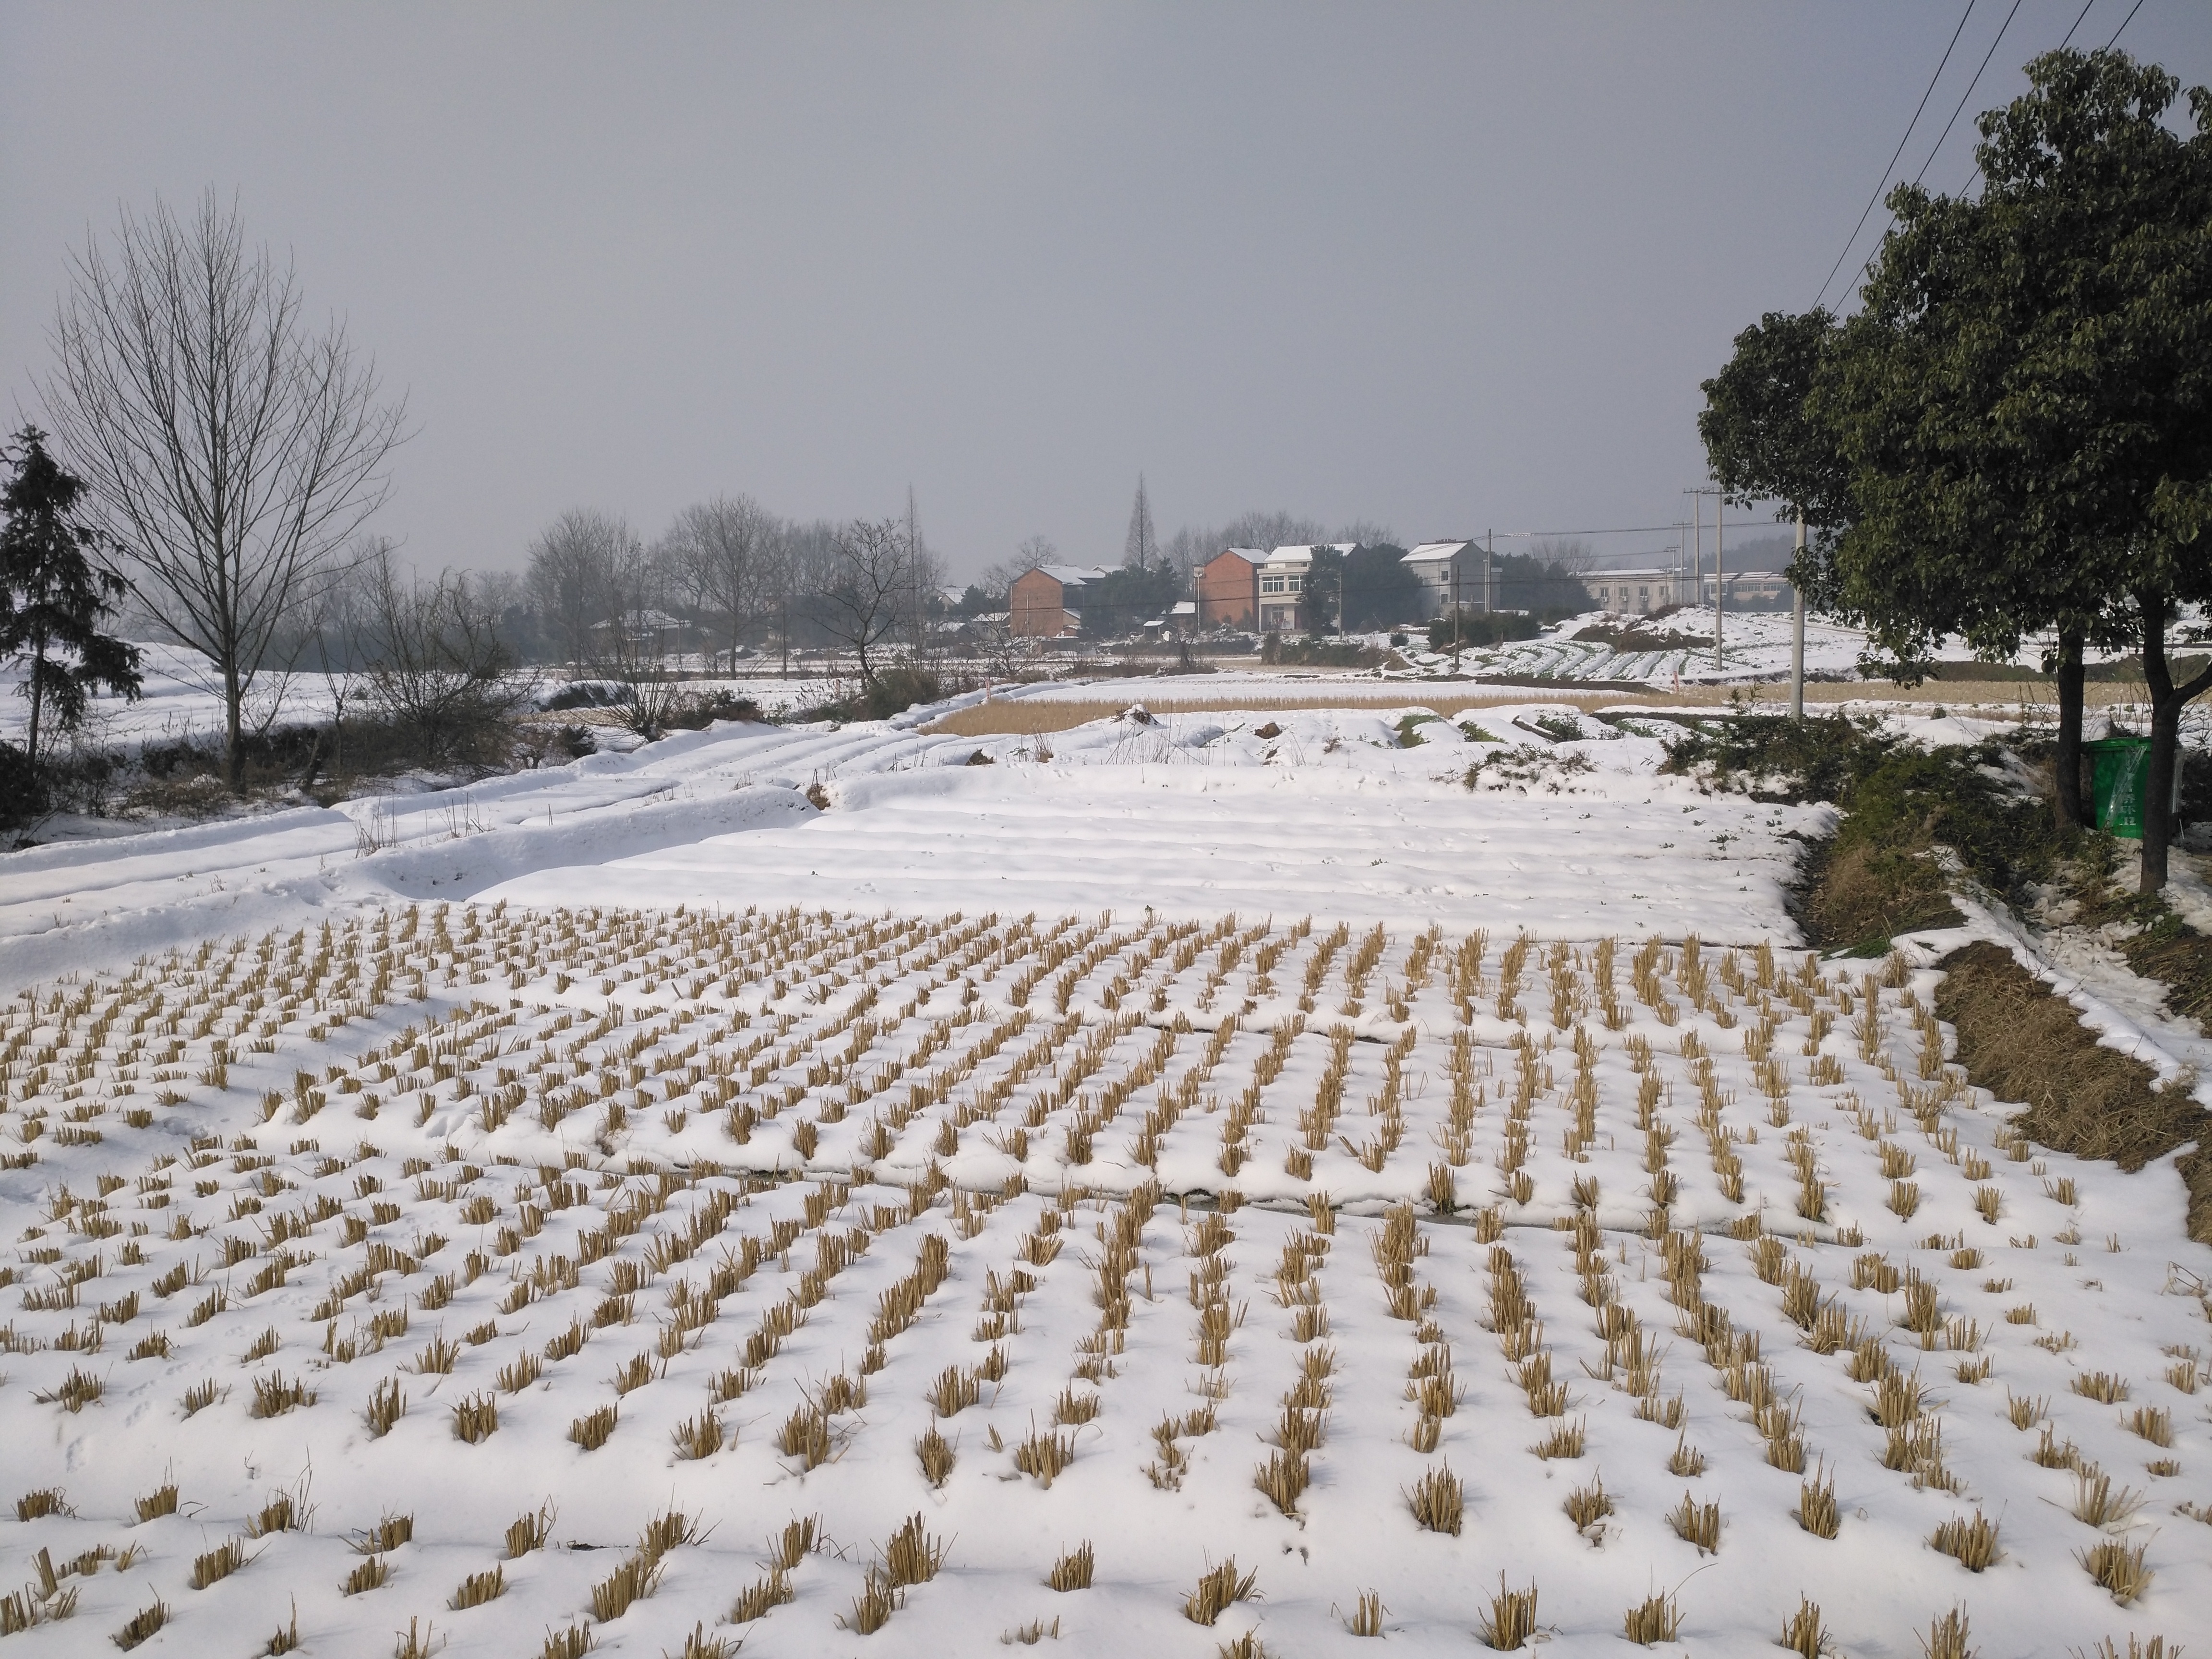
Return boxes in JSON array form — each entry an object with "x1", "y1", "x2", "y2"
[
  {"x1": 1286, "y1": 576, "x2": 1303, "y2": 593},
  {"x1": 1262, "y1": 576, "x2": 1285, "y2": 594}
]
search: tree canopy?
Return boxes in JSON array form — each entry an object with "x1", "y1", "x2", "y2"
[{"x1": 1702, "y1": 47, "x2": 2212, "y2": 885}]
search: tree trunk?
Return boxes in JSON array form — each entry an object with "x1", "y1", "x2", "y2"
[
  {"x1": 2137, "y1": 591, "x2": 2212, "y2": 894},
  {"x1": 2053, "y1": 627, "x2": 2086, "y2": 829},
  {"x1": 224, "y1": 659, "x2": 244, "y2": 792},
  {"x1": 24, "y1": 628, "x2": 45, "y2": 771}
]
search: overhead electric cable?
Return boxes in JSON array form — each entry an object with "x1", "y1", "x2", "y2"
[
  {"x1": 1812, "y1": 0, "x2": 1979, "y2": 310},
  {"x1": 1905, "y1": 0, "x2": 2026, "y2": 191},
  {"x1": 1953, "y1": 0, "x2": 2148, "y2": 195}
]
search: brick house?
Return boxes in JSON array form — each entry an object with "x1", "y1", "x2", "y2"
[
  {"x1": 1009, "y1": 565, "x2": 1112, "y2": 637},
  {"x1": 1195, "y1": 549, "x2": 1262, "y2": 629}
]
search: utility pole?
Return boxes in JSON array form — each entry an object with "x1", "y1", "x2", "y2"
[
  {"x1": 1790, "y1": 511, "x2": 1806, "y2": 720},
  {"x1": 1713, "y1": 493, "x2": 1725, "y2": 673},
  {"x1": 906, "y1": 485, "x2": 924, "y2": 665},
  {"x1": 1684, "y1": 491, "x2": 1702, "y2": 612},
  {"x1": 1484, "y1": 527, "x2": 1494, "y2": 615},
  {"x1": 1451, "y1": 551, "x2": 1462, "y2": 675}
]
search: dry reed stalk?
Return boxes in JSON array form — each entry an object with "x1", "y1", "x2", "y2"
[
  {"x1": 1048, "y1": 1542, "x2": 1094, "y2": 1591},
  {"x1": 353, "y1": 1514, "x2": 413, "y2": 1554},
  {"x1": 449, "y1": 1566, "x2": 505, "y2": 1609},
  {"x1": 1478, "y1": 1576, "x2": 1538, "y2": 1651},
  {"x1": 569, "y1": 1405, "x2": 617, "y2": 1451},
  {"x1": 1667, "y1": 1491, "x2": 1720, "y2": 1553},
  {"x1": 1623, "y1": 1590, "x2": 1682, "y2": 1646},
  {"x1": 1932, "y1": 1510, "x2": 2000, "y2": 1571},
  {"x1": 506, "y1": 1504, "x2": 554, "y2": 1557},
  {"x1": 1778, "y1": 1597, "x2": 1827, "y2": 1659},
  {"x1": 1183, "y1": 1559, "x2": 1260, "y2": 1626},
  {"x1": 1343, "y1": 1589, "x2": 1386, "y2": 1637},
  {"x1": 1921, "y1": 1605, "x2": 1973, "y2": 1659},
  {"x1": 1563, "y1": 1473, "x2": 1613, "y2": 1536},
  {"x1": 2079, "y1": 1539, "x2": 2153, "y2": 1605},
  {"x1": 1255, "y1": 1449, "x2": 1309, "y2": 1516},
  {"x1": 916, "y1": 1428, "x2": 954, "y2": 1487},
  {"x1": 1529, "y1": 1416, "x2": 1586, "y2": 1459},
  {"x1": 730, "y1": 1568, "x2": 793, "y2": 1623}
]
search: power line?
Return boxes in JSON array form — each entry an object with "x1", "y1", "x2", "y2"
[
  {"x1": 1905, "y1": 0, "x2": 2025, "y2": 192},
  {"x1": 1813, "y1": 0, "x2": 1979, "y2": 311},
  {"x1": 2058, "y1": 0, "x2": 2099, "y2": 50},
  {"x1": 1484, "y1": 525, "x2": 1690, "y2": 539},
  {"x1": 1952, "y1": 0, "x2": 2150, "y2": 196}
]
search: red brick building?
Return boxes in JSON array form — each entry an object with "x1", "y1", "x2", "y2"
[
  {"x1": 1009, "y1": 565, "x2": 1112, "y2": 637},
  {"x1": 1195, "y1": 549, "x2": 1261, "y2": 629}
]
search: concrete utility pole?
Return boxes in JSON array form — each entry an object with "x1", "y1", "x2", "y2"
[
  {"x1": 1685, "y1": 491, "x2": 1702, "y2": 612},
  {"x1": 1791, "y1": 511, "x2": 1806, "y2": 720},
  {"x1": 1450, "y1": 550, "x2": 1462, "y2": 675},
  {"x1": 1713, "y1": 493, "x2": 1725, "y2": 673}
]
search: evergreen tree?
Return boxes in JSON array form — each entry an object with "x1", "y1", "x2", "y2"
[
  {"x1": 0, "y1": 426, "x2": 142, "y2": 776},
  {"x1": 1122, "y1": 475, "x2": 1157, "y2": 572}
]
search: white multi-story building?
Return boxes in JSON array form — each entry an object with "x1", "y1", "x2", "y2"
[
  {"x1": 1400, "y1": 542, "x2": 1487, "y2": 621},
  {"x1": 1578, "y1": 568, "x2": 1686, "y2": 615},
  {"x1": 1257, "y1": 545, "x2": 1353, "y2": 632}
]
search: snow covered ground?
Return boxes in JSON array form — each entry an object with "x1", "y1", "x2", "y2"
[
  {"x1": 2, "y1": 695, "x2": 2208, "y2": 1659},
  {"x1": 1395, "y1": 607, "x2": 1868, "y2": 686},
  {"x1": 0, "y1": 644, "x2": 847, "y2": 755},
  {"x1": 0, "y1": 703, "x2": 1824, "y2": 994}
]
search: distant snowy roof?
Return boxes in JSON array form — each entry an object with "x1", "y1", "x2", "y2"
[
  {"x1": 1261, "y1": 543, "x2": 1352, "y2": 570},
  {"x1": 1035, "y1": 565, "x2": 1113, "y2": 587},
  {"x1": 1403, "y1": 541, "x2": 1470, "y2": 565}
]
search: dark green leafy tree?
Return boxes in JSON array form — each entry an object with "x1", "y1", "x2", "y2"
[
  {"x1": 1816, "y1": 48, "x2": 2212, "y2": 874},
  {"x1": 1696, "y1": 308, "x2": 1851, "y2": 613},
  {"x1": 1342, "y1": 545, "x2": 1425, "y2": 631},
  {"x1": 0, "y1": 426, "x2": 142, "y2": 781},
  {"x1": 1302, "y1": 546, "x2": 1346, "y2": 632}
]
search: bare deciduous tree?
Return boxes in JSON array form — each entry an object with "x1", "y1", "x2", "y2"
[
  {"x1": 1530, "y1": 537, "x2": 1596, "y2": 576},
  {"x1": 361, "y1": 545, "x2": 530, "y2": 768},
  {"x1": 592, "y1": 537, "x2": 693, "y2": 738},
  {"x1": 820, "y1": 517, "x2": 918, "y2": 692},
  {"x1": 660, "y1": 495, "x2": 776, "y2": 671},
  {"x1": 40, "y1": 191, "x2": 407, "y2": 789},
  {"x1": 526, "y1": 507, "x2": 630, "y2": 673}
]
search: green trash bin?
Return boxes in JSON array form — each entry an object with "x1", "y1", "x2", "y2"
[{"x1": 2085, "y1": 736, "x2": 2154, "y2": 838}]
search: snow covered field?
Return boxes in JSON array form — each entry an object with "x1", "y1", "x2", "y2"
[
  {"x1": 0, "y1": 644, "x2": 848, "y2": 755},
  {"x1": 1398, "y1": 607, "x2": 1872, "y2": 686},
  {"x1": 2, "y1": 696, "x2": 2208, "y2": 1658}
]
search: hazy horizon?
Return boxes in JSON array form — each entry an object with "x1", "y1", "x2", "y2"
[{"x1": 6, "y1": 2, "x2": 2208, "y2": 584}]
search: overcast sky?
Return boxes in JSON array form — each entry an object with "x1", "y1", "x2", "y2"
[{"x1": 5, "y1": 2, "x2": 2209, "y2": 582}]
